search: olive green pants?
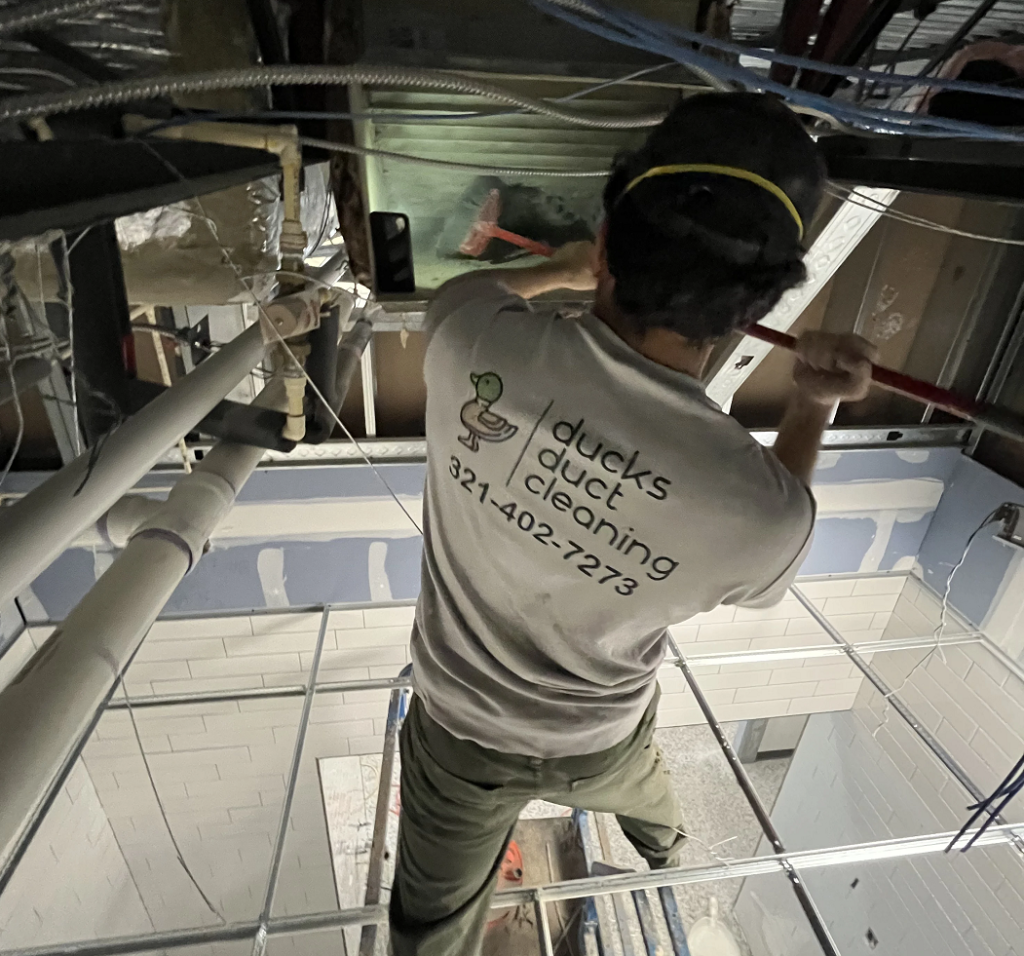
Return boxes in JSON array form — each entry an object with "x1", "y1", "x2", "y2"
[{"x1": 389, "y1": 691, "x2": 685, "y2": 956}]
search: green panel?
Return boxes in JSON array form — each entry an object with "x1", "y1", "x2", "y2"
[{"x1": 359, "y1": 79, "x2": 682, "y2": 291}]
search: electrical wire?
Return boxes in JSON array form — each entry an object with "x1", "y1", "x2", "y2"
[
  {"x1": 121, "y1": 685, "x2": 226, "y2": 922},
  {"x1": 868, "y1": 16, "x2": 928, "y2": 101},
  {"x1": 0, "y1": 0, "x2": 117, "y2": 36},
  {"x1": 537, "y1": 0, "x2": 1024, "y2": 106},
  {"x1": 4, "y1": 45, "x2": 1023, "y2": 144},
  {"x1": 296, "y1": 135, "x2": 609, "y2": 178},
  {"x1": 872, "y1": 509, "x2": 1002, "y2": 740},
  {"x1": 149, "y1": 61, "x2": 680, "y2": 131},
  {"x1": 947, "y1": 752, "x2": 1024, "y2": 852},
  {"x1": 0, "y1": 63, "x2": 668, "y2": 128},
  {"x1": 826, "y1": 184, "x2": 1024, "y2": 247},
  {"x1": 529, "y1": 0, "x2": 1024, "y2": 142},
  {"x1": 0, "y1": 255, "x2": 25, "y2": 492}
]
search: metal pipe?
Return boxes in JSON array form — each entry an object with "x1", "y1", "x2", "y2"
[
  {"x1": 630, "y1": 887, "x2": 664, "y2": 956},
  {"x1": 253, "y1": 606, "x2": 330, "y2": 956},
  {"x1": 668, "y1": 641, "x2": 841, "y2": 956},
  {"x1": 6, "y1": 825, "x2": 1023, "y2": 956},
  {"x1": 105, "y1": 673, "x2": 412, "y2": 710},
  {"x1": 0, "y1": 0, "x2": 114, "y2": 35},
  {"x1": 99, "y1": 633, "x2": 984, "y2": 713},
  {"x1": 359, "y1": 679, "x2": 406, "y2": 956},
  {"x1": 0, "y1": 321, "x2": 266, "y2": 607},
  {"x1": 0, "y1": 376, "x2": 280, "y2": 871},
  {"x1": 789, "y1": 586, "x2": 1024, "y2": 857},
  {"x1": 656, "y1": 886, "x2": 692, "y2": 956},
  {"x1": 535, "y1": 896, "x2": 556, "y2": 956}
]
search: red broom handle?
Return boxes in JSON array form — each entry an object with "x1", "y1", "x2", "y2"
[
  {"x1": 745, "y1": 324, "x2": 1024, "y2": 443},
  {"x1": 524, "y1": 243, "x2": 1024, "y2": 440},
  {"x1": 746, "y1": 324, "x2": 984, "y2": 418},
  {"x1": 484, "y1": 225, "x2": 556, "y2": 258}
]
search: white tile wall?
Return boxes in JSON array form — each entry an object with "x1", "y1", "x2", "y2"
[
  {"x1": 123, "y1": 605, "x2": 415, "y2": 697},
  {"x1": 3, "y1": 577, "x2": 923, "y2": 947},
  {"x1": 735, "y1": 574, "x2": 1024, "y2": 956},
  {"x1": 79, "y1": 688, "x2": 393, "y2": 939},
  {"x1": 658, "y1": 576, "x2": 905, "y2": 728},
  {"x1": 0, "y1": 760, "x2": 152, "y2": 947}
]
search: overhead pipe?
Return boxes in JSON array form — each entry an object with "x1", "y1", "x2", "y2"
[
  {"x1": 0, "y1": 379, "x2": 284, "y2": 871},
  {"x1": 0, "y1": 326, "x2": 372, "y2": 877},
  {"x1": 0, "y1": 321, "x2": 266, "y2": 608}
]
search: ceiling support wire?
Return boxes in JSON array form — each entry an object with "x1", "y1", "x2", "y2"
[
  {"x1": 789, "y1": 585, "x2": 1024, "y2": 859},
  {"x1": 122, "y1": 686, "x2": 224, "y2": 922},
  {"x1": 665, "y1": 635, "x2": 842, "y2": 956},
  {"x1": 825, "y1": 184, "x2": 1024, "y2": 248},
  {"x1": 251, "y1": 605, "x2": 331, "y2": 956}
]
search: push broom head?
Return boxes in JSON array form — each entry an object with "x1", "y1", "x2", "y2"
[{"x1": 458, "y1": 187, "x2": 502, "y2": 257}]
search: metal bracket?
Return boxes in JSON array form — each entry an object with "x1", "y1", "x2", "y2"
[{"x1": 128, "y1": 380, "x2": 295, "y2": 453}]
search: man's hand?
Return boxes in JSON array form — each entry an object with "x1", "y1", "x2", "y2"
[
  {"x1": 466, "y1": 240, "x2": 599, "y2": 300},
  {"x1": 773, "y1": 332, "x2": 878, "y2": 485},
  {"x1": 792, "y1": 331, "x2": 878, "y2": 407},
  {"x1": 546, "y1": 240, "x2": 599, "y2": 292}
]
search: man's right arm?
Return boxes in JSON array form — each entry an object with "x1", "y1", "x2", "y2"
[
  {"x1": 425, "y1": 241, "x2": 598, "y2": 339},
  {"x1": 772, "y1": 331, "x2": 877, "y2": 486}
]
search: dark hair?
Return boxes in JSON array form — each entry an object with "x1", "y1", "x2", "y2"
[{"x1": 603, "y1": 93, "x2": 826, "y2": 341}]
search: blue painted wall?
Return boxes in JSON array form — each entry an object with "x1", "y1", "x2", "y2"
[
  {"x1": 16, "y1": 446, "x2": 964, "y2": 623},
  {"x1": 916, "y1": 456, "x2": 1024, "y2": 627}
]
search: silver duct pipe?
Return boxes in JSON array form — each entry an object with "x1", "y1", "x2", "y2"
[{"x1": 0, "y1": 321, "x2": 266, "y2": 608}]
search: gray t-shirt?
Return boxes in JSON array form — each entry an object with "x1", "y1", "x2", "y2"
[{"x1": 412, "y1": 276, "x2": 814, "y2": 758}]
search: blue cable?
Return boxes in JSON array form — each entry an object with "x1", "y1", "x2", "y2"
[
  {"x1": 558, "y1": 0, "x2": 1024, "y2": 103},
  {"x1": 530, "y1": 0, "x2": 1024, "y2": 143},
  {"x1": 529, "y1": 0, "x2": 983, "y2": 138},
  {"x1": 536, "y1": 0, "x2": 1024, "y2": 140}
]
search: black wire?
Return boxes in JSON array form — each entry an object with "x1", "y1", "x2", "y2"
[
  {"x1": 946, "y1": 752, "x2": 1024, "y2": 852},
  {"x1": 69, "y1": 372, "x2": 124, "y2": 497}
]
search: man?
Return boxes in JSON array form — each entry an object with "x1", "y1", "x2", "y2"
[{"x1": 390, "y1": 92, "x2": 876, "y2": 956}]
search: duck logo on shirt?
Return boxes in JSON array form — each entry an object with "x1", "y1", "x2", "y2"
[{"x1": 458, "y1": 372, "x2": 518, "y2": 452}]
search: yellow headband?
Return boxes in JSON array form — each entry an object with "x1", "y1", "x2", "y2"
[{"x1": 622, "y1": 163, "x2": 804, "y2": 241}]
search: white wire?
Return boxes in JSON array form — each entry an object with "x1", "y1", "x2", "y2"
[
  {"x1": 0, "y1": 260, "x2": 25, "y2": 492},
  {"x1": 826, "y1": 184, "x2": 1024, "y2": 248},
  {"x1": 122, "y1": 687, "x2": 226, "y2": 923},
  {"x1": 872, "y1": 509, "x2": 1000, "y2": 739}
]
